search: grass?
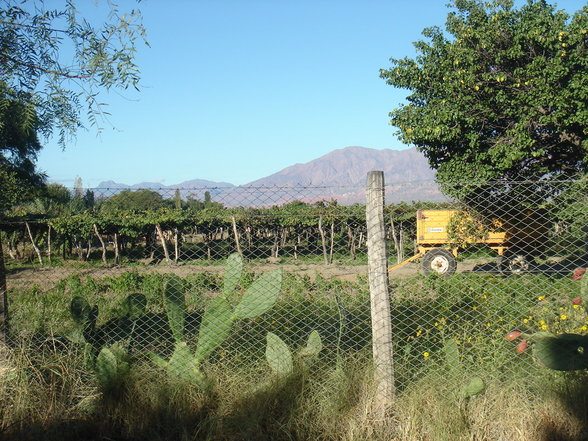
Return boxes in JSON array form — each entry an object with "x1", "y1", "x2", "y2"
[{"x1": 1, "y1": 268, "x2": 586, "y2": 440}]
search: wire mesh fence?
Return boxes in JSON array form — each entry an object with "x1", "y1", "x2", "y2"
[{"x1": 0, "y1": 176, "x2": 587, "y2": 438}]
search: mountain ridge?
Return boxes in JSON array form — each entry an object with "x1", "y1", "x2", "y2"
[{"x1": 96, "y1": 146, "x2": 443, "y2": 203}]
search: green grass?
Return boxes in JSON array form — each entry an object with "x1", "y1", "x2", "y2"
[{"x1": 1, "y1": 268, "x2": 586, "y2": 440}]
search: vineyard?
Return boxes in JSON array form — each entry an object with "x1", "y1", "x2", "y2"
[
  {"x1": 0, "y1": 178, "x2": 587, "y2": 441},
  {"x1": 2, "y1": 187, "x2": 452, "y2": 268}
]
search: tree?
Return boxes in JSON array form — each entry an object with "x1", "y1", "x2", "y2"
[
  {"x1": 380, "y1": 0, "x2": 587, "y2": 199},
  {"x1": 0, "y1": 94, "x2": 45, "y2": 212},
  {"x1": 0, "y1": 1, "x2": 147, "y2": 211},
  {"x1": 100, "y1": 189, "x2": 169, "y2": 212},
  {"x1": 0, "y1": 0, "x2": 147, "y2": 342}
]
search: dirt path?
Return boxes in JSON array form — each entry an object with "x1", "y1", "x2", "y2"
[{"x1": 6, "y1": 257, "x2": 501, "y2": 291}]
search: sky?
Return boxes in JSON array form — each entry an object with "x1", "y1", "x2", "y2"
[{"x1": 36, "y1": 0, "x2": 585, "y2": 188}]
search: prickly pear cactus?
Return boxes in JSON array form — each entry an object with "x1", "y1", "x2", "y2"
[
  {"x1": 154, "y1": 253, "x2": 283, "y2": 388},
  {"x1": 123, "y1": 293, "x2": 147, "y2": 319},
  {"x1": 443, "y1": 338, "x2": 485, "y2": 398},
  {"x1": 95, "y1": 343, "x2": 131, "y2": 396},
  {"x1": 265, "y1": 330, "x2": 323, "y2": 377},
  {"x1": 266, "y1": 332, "x2": 294, "y2": 376},
  {"x1": 194, "y1": 295, "x2": 234, "y2": 364},
  {"x1": 151, "y1": 342, "x2": 207, "y2": 388},
  {"x1": 533, "y1": 333, "x2": 588, "y2": 371},
  {"x1": 298, "y1": 330, "x2": 323, "y2": 359},
  {"x1": 69, "y1": 293, "x2": 147, "y2": 350},
  {"x1": 164, "y1": 278, "x2": 185, "y2": 342},
  {"x1": 223, "y1": 252, "x2": 243, "y2": 296},
  {"x1": 233, "y1": 268, "x2": 282, "y2": 319}
]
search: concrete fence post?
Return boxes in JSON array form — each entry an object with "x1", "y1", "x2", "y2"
[{"x1": 366, "y1": 170, "x2": 395, "y2": 412}]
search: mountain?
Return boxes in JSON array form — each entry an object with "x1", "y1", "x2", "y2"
[
  {"x1": 245, "y1": 146, "x2": 435, "y2": 187},
  {"x1": 227, "y1": 146, "x2": 443, "y2": 205},
  {"x1": 96, "y1": 179, "x2": 234, "y2": 189},
  {"x1": 94, "y1": 146, "x2": 443, "y2": 205},
  {"x1": 95, "y1": 179, "x2": 234, "y2": 200}
]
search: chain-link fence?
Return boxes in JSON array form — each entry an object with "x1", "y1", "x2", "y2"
[{"x1": 0, "y1": 175, "x2": 587, "y2": 440}]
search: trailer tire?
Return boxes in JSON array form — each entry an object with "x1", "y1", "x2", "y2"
[
  {"x1": 498, "y1": 251, "x2": 531, "y2": 275},
  {"x1": 422, "y1": 248, "x2": 457, "y2": 275}
]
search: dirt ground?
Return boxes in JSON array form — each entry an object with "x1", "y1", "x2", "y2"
[{"x1": 5, "y1": 257, "x2": 500, "y2": 291}]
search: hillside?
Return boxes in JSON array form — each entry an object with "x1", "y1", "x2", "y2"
[
  {"x1": 95, "y1": 146, "x2": 443, "y2": 204},
  {"x1": 245, "y1": 146, "x2": 435, "y2": 187}
]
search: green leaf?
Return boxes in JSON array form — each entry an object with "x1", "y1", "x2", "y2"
[
  {"x1": 194, "y1": 296, "x2": 234, "y2": 364},
  {"x1": 164, "y1": 278, "x2": 185, "y2": 342},
  {"x1": 534, "y1": 334, "x2": 588, "y2": 371},
  {"x1": 223, "y1": 253, "x2": 243, "y2": 296},
  {"x1": 233, "y1": 269, "x2": 282, "y2": 320},
  {"x1": 298, "y1": 330, "x2": 323, "y2": 358},
  {"x1": 266, "y1": 332, "x2": 293, "y2": 376},
  {"x1": 460, "y1": 376, "x2": 485, "y2": 399}
]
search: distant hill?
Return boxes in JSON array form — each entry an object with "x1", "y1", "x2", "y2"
[
  {"x1": 95, "y1": 146, "x2": 444, "y2": 205},
  {"x1": 95, "y1": 179, "x2": 235, "y2": 200},
  {"x1": 227, "y1": 146, "x2": 443, "y2": 205},
  {"x1": 245, "y1": 146, "x2": 435, "y2": 187}
]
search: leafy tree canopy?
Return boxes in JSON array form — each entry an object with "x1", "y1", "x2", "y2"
[
  {"x1": 0, "y1": 0, "x2": 147, "y2": 212},
  {"x1": 380, "y1": 0, "x2": 587, "y2": 198},
  {"x1": 100, "y1": 189, "x2": 169, "y2": 212}
]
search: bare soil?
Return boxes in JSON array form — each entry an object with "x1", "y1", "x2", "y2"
[{"x1": 5, "y1": 257, "x2": 500, "y2": 291}]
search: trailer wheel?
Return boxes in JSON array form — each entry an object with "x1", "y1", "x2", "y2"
[
  {"x1": 498, "y1": 252, "x2": 531, "y2": 275},
  {"x1": 422, "y1": 248, "x2": 457, "y2": 275}
]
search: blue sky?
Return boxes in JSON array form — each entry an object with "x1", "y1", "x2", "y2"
[{"x1": 37, "y1": 0, "x2": 585, "y2": 187}]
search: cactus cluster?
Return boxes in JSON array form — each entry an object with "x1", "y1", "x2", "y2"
[
  {"x1": 151, "y1": 253, "x2": 282, "y2": 387},
  {"x1": 69, "y1": 253, "x2": 285, "y2": 391}
]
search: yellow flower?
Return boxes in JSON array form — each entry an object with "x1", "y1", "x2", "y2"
[
  {"x1": 423, "y1": 352, "x2": 430, "y2": 359},
  {"x1": 537, "y1": 295, "x2": 546, "y2": 301},
  {"x1": 573, "y1": 304, "x2": 580, "y2": 309},
  {"x1": 560, "y1": 314, "x2": 568, "y2": 320},
  {"x1": 541, "y1": 324, "x2": 548, "y2": 330},
  {"x1": 523, "y1": 318, "x2": 529, "y2": 323}
]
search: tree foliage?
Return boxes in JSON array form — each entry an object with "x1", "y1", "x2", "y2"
[
  {"x1": 381, "y1": 0, "x2": 587, "y2": 197},
  {"x1": 0, "y1": 0, "x2": 147, "y2": 212}
]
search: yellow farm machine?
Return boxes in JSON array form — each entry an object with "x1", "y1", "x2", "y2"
[{"x1": 390, "y1": 209, "x2": 543, "y2": 275}]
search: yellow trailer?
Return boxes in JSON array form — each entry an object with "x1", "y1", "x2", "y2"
[{"x1": 389, "y1": 209, "x2": 534, "y2": 275}]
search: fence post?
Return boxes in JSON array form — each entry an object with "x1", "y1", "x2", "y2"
[{"x1": 366, "y1": 170, "x2": 395, "y2": 412}]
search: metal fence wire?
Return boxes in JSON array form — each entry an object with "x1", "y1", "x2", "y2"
[{"x1": 0, "y1": 177, "x2": 587, "y2": 410}]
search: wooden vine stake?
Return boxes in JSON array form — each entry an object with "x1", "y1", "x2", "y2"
[{"x1": 366, "y1": 171, "x2": 395, "y2": 414}]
